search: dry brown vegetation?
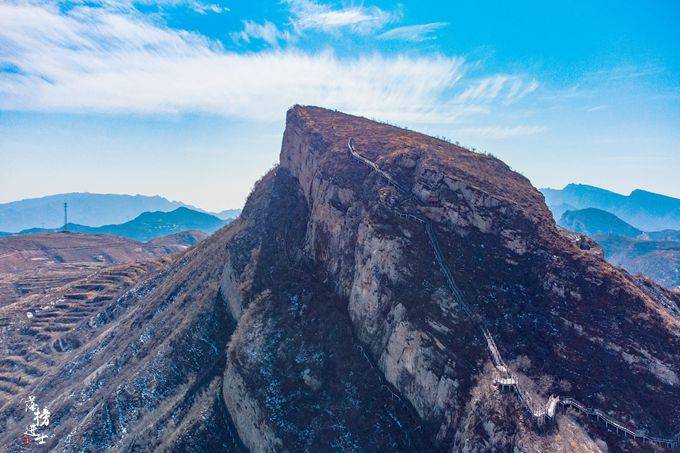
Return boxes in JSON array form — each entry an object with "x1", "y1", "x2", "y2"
[
  {"x1": 0, "y1": 259, "x2": 169, "y2": 407},
  {"x1": 0, "y1": 106, "x2": 677, "y2": 451}
]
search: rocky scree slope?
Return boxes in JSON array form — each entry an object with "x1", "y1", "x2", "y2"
[{"x1": 1, "y1": 106, "x2": 677, "y2": 452}]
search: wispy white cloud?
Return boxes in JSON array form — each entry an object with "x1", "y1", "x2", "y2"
[
  {"x1": 586, "y1": 104, "x2": 608, "y2": 112},
  {"x1": 231, "y1": 20, "x2": 292, "y2": 47},
  {"x1": 378, "y1": 22, "x2": 448, "y2": 42},
  {"x1": 456, "y1": 75, "x2": 538, "y2": 103},
  {"x1": 509, "y1": 79, "x2": 538, "y2": 102},
  {"x1": 191, "y1": 3, "x2": 227, "y2": 15},
  {"x1": 0, "y1": 1, "x2": 538, "y2": 125},
  {"x1": 584, "y1": 64, "x2": 664, "y2": 82},
  {"x1": 284, "y1": 0, "x2": 399, "y2": 35},
  {"x1": 456, "y1": 125, "x2": 546, "y2": 139},
  {"x1": 66, "y1": 0, "x2": 229, "y2": 15}
]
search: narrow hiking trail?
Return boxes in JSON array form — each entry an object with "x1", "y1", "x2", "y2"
[{"x1": 347, "y1": 138, "x2": 679, "y2": 449}]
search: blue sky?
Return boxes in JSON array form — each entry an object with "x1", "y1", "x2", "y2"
[{"x1": 1, "y1": 0, "x2": 678, "y2": 211}]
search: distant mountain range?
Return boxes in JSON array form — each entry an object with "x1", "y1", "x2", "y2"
[
  {"x1": 593, "y1": 234, "x2": 680, "y2": 289},
  {"x1": 541, "y1": 183, "x2": 680, "y2": 231},
  {"x1": 545, "y1": 184, "x2": 680, "y2": 288},
  {"x1": 557, "y1": 207, "x2": 680, "y2": 289},
  {"x1": 559, "y1": 208, "x2": 643, "y2": 237},
  {"x1": 214, "y1": 209, "x2": 241, "y2": 220},
  {"x1": 0, "y1": 193, "x2": 241, "y2": 233},
  {"x1": 147, "y1": 230, "x2": 208, "y2": 248},
  {"x1": 642, "y1": 229, "x2": 680, "y2": 242},
  {"x1": 15, "y1": 207, "x2": 228, "y2": 242}
]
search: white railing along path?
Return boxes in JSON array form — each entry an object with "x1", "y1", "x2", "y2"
[{"x1": 347, "y1": 138, "x2": 679, "y2": 448}]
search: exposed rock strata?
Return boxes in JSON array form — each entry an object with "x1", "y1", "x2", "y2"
[{"x1": 1, "y1": 106, "x2": 677, "y2": 452}]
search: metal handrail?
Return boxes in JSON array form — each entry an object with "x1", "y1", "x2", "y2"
[{"x1": 347, "y1": 138, "x2": 679, "y2": 448}]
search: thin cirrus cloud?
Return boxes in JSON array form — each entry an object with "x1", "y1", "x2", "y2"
[
  {"x1": 240, "y1": 1, "x2": 442, "y2": 45},
  {"x1": 190, "y1": 3, "x2": 227, "y2": 15},
  {"x1": 455, "y1": 125, "x2": 546, "y2": 139},
  {"x1": 231, "y1": 20, "x2": 293, "y2": 47},
  {"x1": 284, "y1": 0, "x2": 400, "y2": 35},
  {"x1": 0, "y1": 1, "x2": 540, "y2": 127},
  {"x1": 70, "y1": 0, "x2": 229, "y2": 14},
  {"x1": 456, "y1": 75, "x2": 539, "y2": 103},
  {"x1": 378, "y1": 22, "x2": 449, "y2": 42}
]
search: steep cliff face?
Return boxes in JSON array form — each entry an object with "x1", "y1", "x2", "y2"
[
  {"x1": 1, "y1": 106, "x2": 677, "y2": 452},
  {"x1": 269, "y1": 107, "x2": 678, "y2": 449},
  {"x1": 218, "y1": 169, "x2": 427, "y2": 451},
  {"x1": 220, "y1": 106, "x2": 678, "y2": 450}
]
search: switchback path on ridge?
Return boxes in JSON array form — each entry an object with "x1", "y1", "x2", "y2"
[{"x1": 347, "y1": 138, "x2": 679, "y2": 449}]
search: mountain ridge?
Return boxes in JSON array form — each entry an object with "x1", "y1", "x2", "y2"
[
  {"x1": 0, "y1": 193, "x2": 241, "y2": 233},
  {"x1": 541, "y1": 183, "x2": 680, "y2": 231},
  {"x1": 559, "y1": 207, "x2": 643, "y2": 237},
  {"x1": 557, "y1": 207, "x2": 680, "y2": 289},
  {"x1": 13, "y1": 207, "x2": 227, "y2": 242},
  {"x1": 0, "y1": 193, "x2": 198, "y2": 232},
  {"x1": 0, "y1": 106, "x2": 677, "y2": 451}
]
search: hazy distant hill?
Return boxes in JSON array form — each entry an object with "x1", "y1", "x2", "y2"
[
  {"x1": 546, "y1": 202, "x2": 577, "y2": 220},
  {"x1": 644, "y1": 230, "x2": 680, "y2": 242},
  {"x1": 556, "y1": 207, "x2": 680, "y2": 288},
  {"x1": 541, "y1": 184, "x2": 680, "y2": 231},
  {"x1": 147, "y1": 230, "x2": 208, "y2": 248},
  {"x1": 0, "y1": 232, "x2": 173, "y2": 273},
  {"x1": 594, "y1": 234, "x2": 680, "y2": 289},
  {"x1": 559, "y1": 208, "x2": 642, "y2": 237},
  {"x1": 214, "y1": 209, "x2": 241, "y2": 220},
  {"x1": 0, "y1": 193, "x2": 203, "y2": 233},
  {"x1": 18, "y1": 207, "x2": 227, "y2": 242}
]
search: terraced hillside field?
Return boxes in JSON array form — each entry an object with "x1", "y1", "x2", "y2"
[
  {"x1": 0, "y1": 232, "x2": 192, "y2": 416},
  {"x1": 0, "y1": 259, "x2": 171, "y2": 410},
  {"x1": 0, "y1": 232, "x2": 192, "y2": 308}
]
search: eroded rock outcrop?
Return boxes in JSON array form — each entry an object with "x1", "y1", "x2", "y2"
[
  {"x1": 2, "y1": 106, "x2": 677, "y2": 452},
  {"x1": 214, "y1": 106, "x2": 678, "y2": 450}
]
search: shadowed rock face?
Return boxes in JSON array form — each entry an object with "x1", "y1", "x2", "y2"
[
  {"x1": 1, "y1": 106, "x2": 677, "y2": 452},
  {"x1": 273, "y1": 107, "x2": 678, "y2": 450},
  {"x1": 0, "y1": 226, "x2": 245, "y2": 451}
]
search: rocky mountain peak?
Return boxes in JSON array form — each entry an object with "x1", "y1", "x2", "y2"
[
  {"x1": 1, "y1": 106, "x2": 677, "y2": 451},
  {"x1": 227, "y1": 105, "x2": 678, "y2": 450},
  {"x1": 284, "y1": 105, "x2": 550, "y2": 218}
]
